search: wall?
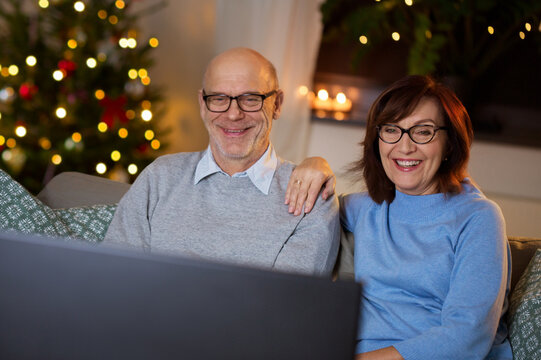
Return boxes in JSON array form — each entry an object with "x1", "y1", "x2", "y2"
[
  {"x1": 307, "y1": 121, "x2": 541, "y2": 238},
  {"x1": 136, "y1": 0, "x2": 216, "y2": 153}
]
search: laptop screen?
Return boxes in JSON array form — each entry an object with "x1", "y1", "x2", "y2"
[{"x1": 0, "y1": 231, "x2": 360, "y2": 360}]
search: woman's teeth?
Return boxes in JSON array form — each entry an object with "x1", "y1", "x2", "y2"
[{"x1": 396, "y1": 160, "x2": 420, "y2": 167}]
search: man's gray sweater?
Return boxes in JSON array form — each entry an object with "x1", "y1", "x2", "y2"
[{"x1": 103, "y1": 151, "x2": 340, "y2": 276}]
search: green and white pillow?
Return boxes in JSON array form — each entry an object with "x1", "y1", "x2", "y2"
[
  {"x1": 55, "y1": 205, "x2": 116, "y2": 242},
  {"x1": 508, "y1": 249, "x2": 541, "y2": 360},
  {"x1": 0, "y1": 168, "x2": 116, "y2": 242}
]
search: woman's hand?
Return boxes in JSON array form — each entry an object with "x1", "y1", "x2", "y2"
[
  {"x1": 285, "y1": 157, "x2": 336, "y2": 216},
  {"x1": 355, "y1": 346, "x2": 403, "y2": 360}
]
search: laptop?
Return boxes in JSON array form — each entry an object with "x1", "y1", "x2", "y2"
[{"x1": 0, "y1": 231, "x2": 360, "y2": 360}]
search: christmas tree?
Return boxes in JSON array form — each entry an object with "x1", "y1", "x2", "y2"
[{"x1": 0, "y1": 0, "x2": 167, "y2": 194}]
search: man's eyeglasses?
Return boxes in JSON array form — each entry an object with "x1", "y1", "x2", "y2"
[
  {"x1": 377, "y1": 124, "x2": 448, "y2": 144},
  {"x1": 202, "y1": 90, "x2": 277, "y2": 113}
]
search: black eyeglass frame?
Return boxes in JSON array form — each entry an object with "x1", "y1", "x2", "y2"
[
  {"x1": 376, "y1": 124, "x2": 448, "y2": 144},
  {"x1": 202, "y1": 90, "x2": 277, "y2": 113}
]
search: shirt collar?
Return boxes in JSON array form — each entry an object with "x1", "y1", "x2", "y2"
[{"x1": 194, "y1": 144, "x2": 277, "y2": 195}]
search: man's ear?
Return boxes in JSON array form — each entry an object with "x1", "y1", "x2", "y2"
[
  {"x1": 198, "y1": 89, "x2": 207, "y2": 118},
  {"x1": 272, "y1": 89, "x2": 284, "y2": 119}
]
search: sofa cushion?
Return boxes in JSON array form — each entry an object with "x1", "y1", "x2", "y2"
[
  {"x1": 508, "y1": 249, "x2": 541, "y2": 359},
  {"x1": 0, "y1": 169, "x2": 116, "y2": 242},
  {"x1": 0, "y1": 169, "x2": 72, "y2": 238},
  {"x1": 55, "y1": 205, "x2": 117, "y2": 242}
]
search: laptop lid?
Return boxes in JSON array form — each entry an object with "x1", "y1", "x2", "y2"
[{"x1": 0, "y1": 231, "x2": 360, "y2": 360}]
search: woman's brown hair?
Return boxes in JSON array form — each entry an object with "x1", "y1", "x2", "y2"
[{"x1": 352, "y1": 75, "x2": 474, "y2": 204}]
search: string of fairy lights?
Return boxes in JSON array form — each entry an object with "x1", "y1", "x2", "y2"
[
  {"x1": 0, "y1": 0, "x2": 162, "y2": 179},
  {"x1": 357, "y1": 0, "x2": 540, "y2": 46}
]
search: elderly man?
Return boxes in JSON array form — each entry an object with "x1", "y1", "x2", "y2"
[{"x1": 103, "y1": 47, "x2": 339, "y2": 276}]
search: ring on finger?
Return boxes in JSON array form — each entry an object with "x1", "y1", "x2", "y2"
[{"x1": 295, "y1": 179, "x2": 302, "y2": 185}]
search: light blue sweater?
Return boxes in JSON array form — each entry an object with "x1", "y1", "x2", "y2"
[{"x1": 341, "y1": 182, "x2": 512, "y2": 359}]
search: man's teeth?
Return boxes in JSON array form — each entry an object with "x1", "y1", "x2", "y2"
[
  {"x1": 396, "y1": 160, "x2": 420, "y2": 167},
  {"x1": 226, "y1": 129, "x2": 244, "y2": 133}
]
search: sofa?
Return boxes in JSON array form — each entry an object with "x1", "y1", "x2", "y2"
[{"x1": 34, "y1": 171, "x2": 541, "y2": 359}]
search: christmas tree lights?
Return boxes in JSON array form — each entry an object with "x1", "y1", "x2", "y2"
[{"x1": 0, "y1": 0, "x2": 167, "y2": 193}]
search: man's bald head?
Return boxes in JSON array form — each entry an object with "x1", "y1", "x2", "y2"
[{"x1": 202, "y1": 47, "x2": 278, "y2": 91}]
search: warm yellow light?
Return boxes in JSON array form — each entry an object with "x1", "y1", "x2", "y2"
[
  {"x1": 71, "y1": 132, "x2": 82, "y2": 143},
  {"x1": 97, "y1": 10, "x2": 107, "y2": 19},
  {"x1": 118, "y1": 128, "x2": 128, "y2": 138},
  {"x1": 86, "y1": 57, "x2": 97, "y2": 68},
  {"x1": 425, "y1": 30, "x2": 432, "y2": 39},
  {"x1": 298, "y1": 85, "x2": 309, "y2": 96},
  {"x1": 150, "y1": 139, "x2": 160, "y2": 150},
  {"x1": 128, "y1": 69, "x2": 138, "y2": 79},
  {"x1": 119, "y1": 38, "x2": 129, "y2": 48},
  {"x1": 6, "y1": 138, "x2": 16, "y2": 148},
  {"x1": 125, "y1": 110, "x2": 135, "y2": 120},
  {"x1": 525, "y1": 23, "x2": 532, "y2": 32},
  {"x1": 317, "y1": 89, "x2": 329, "y2": 101},
  {"x1": 15, "y1": 126, "x2": 27, "y2": 137},
  {"x1": 127, "y1": 38, "x2": 137, "y2": 48},
  {"x1": 56, "y1": 107, "x2": 67, "y2": 119},
  {"x1": 149, "y1": 37, "x2": 159, "y2": 47},
  {"x1": 334, "y1": 111, "x2": 346, "y2": 121},
  {"x1": 144, "y1": 130, "x2": 155, "y2": 140},
  {"x1": 519, "y1": 31, "x2": 525, "y2": 39},
  {"x1": 74, "y1": 1, "x2": 85, "y2": 12},
  {"x1": 488, "y1": 26, "x2": 494, "y2": 35},
  {"x1": 67, "y1": 39, "x2": 78, "y2": 49},
  {"x1": 38, "y1": 0, "x2": 49, "y2": 8},
  {"x1": 51, "y1": 154, "x2": 62, "y2": 165},
  {"x1": 128, "y1": 29, "x2": 137, "y2": 38},
  {"x1": 26, "y1": 56, "x2": 37, "y2": 66},
  {"x1": 115, "y1": 0, "x2": 125, "y2": 9},
  {"x1": 138, "y1": 69, "x2": 148, "y2": 78},
  {"x1": 111, "y1": 150, "x2": 121, "y2": 161},
  {"x1": 127, "y1": 164, "x2": 138, "y2": 175},
  {"x1": 141, "y1": 76, "x2": 151, "y2": 85},
  {"x1": 96, "y1": 163, "x2": 107, "y2": 174},
  {"x1": 392, "y1": 32, "x2": 400, "y2": 41},
  {"x1": 53, "y1": 70, "x2": 64, "y2": 81},
  {"x1": 359, "y1": 35, "x2": 368, "y2": 44},
  {"x1": 141, "y1": 109, "x2": 153, "y2": 121},
  {"x1": 95, "y1": 89, "x2": 105, "y2": 100},
  {"x1": 141, "y1": 100, "x2": 151, "y2": 109},
  {"x1": 0, "y1": 136, "x2": 4, "y2": 146},
  {"x1": 336, "y1": 92, "x2": 347, "y2": 104},
  {"x1": 109, "y1": 15, "x2": 118, "y2": 25},
  {"x1": 39, "y1": 137, "x2": 51, "y2": 150},
  {"x1": 405, "y1": 0, "x2": 413, "y2": 6},
  {"x1": 97, "y1": 122, "x2": 108, "y2": 132},
  {"x1": 8, "y1": 65, "x2": 19, "y2": 76},
  {"x1": 0, "y1": 67, "x2": 9, "y2": 77}
]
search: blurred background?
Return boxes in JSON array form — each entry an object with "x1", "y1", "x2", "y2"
[{"x1": 1, "y1": 0, "x2": 540, "y2": 237}]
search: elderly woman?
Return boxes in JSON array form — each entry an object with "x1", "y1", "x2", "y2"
[{"x1": 288, "y1": 75, "x2": 512, "y2": 359}]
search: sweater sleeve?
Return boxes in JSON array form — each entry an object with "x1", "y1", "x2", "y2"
[
  {"x1": 393, "y1": 203, "x2": 510, "y2": 360},
  {"x1": 102, "y1": 166, "x2": 155, "y2": 250},
  {"x1": 272, "y1": 193, "x2": 340, "y2": 277}
]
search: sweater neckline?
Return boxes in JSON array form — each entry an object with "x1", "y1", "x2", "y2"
[{"x1": 390, "y1": 190, "x2": 448, "y2": 223}]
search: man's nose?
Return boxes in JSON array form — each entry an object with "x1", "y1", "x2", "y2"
[{"x1": 226, "y1": 98, "x2": 244, "y2": 120}]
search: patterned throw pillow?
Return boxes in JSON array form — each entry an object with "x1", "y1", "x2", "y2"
[
  {"x1": 0, "y1": 169, "x2": 72, "y2": 238},
  {"x1": 54, "y1": 205, "x2": 117, "y2": 243},
  {"x1": 0, "y1": 168, "x2": 117, "y2": 242},
  {"x1": 508, "y1": 249, "x2": 541, "y2": 360}
]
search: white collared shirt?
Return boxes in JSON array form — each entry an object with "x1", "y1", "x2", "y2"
[{"x1": 194, "y1": 144, "x2": 278, "y2": 195}]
